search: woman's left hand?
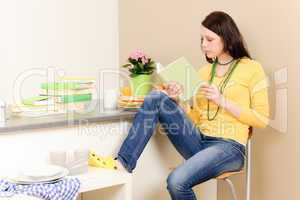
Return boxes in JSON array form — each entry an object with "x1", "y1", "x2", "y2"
[
  {"x1": 166, "y1": 81, "x2": 183, "y2": 101},
  {"x1": 200, "y1": 83, "x2": 225, "y2": 107}
]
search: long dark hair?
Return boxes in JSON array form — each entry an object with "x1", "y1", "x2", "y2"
[{"x1": 202, "y1": 11, "x2": 251, "y2": 63}]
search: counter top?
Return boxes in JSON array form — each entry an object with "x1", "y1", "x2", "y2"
[{"x1": 0, "y1": 101, "x2": 137, "y2": 133}]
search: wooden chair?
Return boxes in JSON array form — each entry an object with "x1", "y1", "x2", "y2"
[{"x1": 216, "y1": 127, "x2": 253, "y2": 200}]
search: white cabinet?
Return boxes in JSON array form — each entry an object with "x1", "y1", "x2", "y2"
[{"x1": 0, "y1": 121, "x2": 216, "y2": 200}]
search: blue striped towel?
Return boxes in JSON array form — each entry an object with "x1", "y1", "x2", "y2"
[{"x1": 0, "y1": 178, "x2": 80, "y2": 200}]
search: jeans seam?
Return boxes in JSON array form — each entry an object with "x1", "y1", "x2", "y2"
[
  {"x1": 207, "y1": 139, "x2": 246, "y2": 159},
  {"x1": 117, "y1": 154, "x2": 132, "y2": 173},
  {"x1": 206, "y1": 153, "x2": 241, "y2": 180},
  {"x1": 230, "y1": 145, "x2": 246, "y2": 160},
  {"x1": 223, "y1": 140, "x2": 246, "y2": 159},
  {"x1": 213, "y1": 153, "x2": 244, "y2": 176},
  {"x1": 161, "y1": 98, "x2": 204, "y2": 158},
  {"x1": 183, "y1": 153, "x2": 238, "y2": 190}
]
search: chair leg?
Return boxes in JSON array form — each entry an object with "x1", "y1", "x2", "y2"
[
  {"x1": 246, "y1": 139, "x2": 252, "y2": 200},
  {"x1": 224, "y1": 178, "x2": 238, "y2": 200}
]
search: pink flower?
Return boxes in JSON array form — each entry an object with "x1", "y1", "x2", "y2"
[
  {"x1": 141, "y1": 56, "x2": 148, "y2": 65},
  {"x1": 129, "y1": 50, "x2": 148, "y2": 60}
]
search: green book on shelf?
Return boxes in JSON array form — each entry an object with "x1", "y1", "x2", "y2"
[
  {"x1": 157, "y1": 57, "x2": 204, "y2": 101},
  {"x1": 41, "y1": 82, "x2": 93, "y2": 90},
  {"x1": 58, "y1": 76, "x2": 96, "y2": 84},
  {"x1": 58, "y1": 94, "x2": 92, "y2": 103},
  {"x1": 22, "y1": 96, "x2": 53, "y2": 106},
  {"x1": 39, "y1": 88, "x2": 93, "y2": 96}
]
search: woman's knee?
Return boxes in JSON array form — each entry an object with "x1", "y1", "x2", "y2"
[
  {"x1": 147, "y1": 90, "x2": 167, "y2": 99},
  {"x1": 166, "y1": 170, "x2": 186, "y2": 192},
  {"x1": 144, "y1": 90, "x2": 168, "y2": 106}
]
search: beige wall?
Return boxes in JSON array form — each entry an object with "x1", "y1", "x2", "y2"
[
  {"x1": 119, "y1": 0, "x2": 299, "y2": 199},
  {"x1": 0, "y1": 0, "x2": 119, "y2": 102}
]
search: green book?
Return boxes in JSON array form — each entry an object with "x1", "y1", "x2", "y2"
[
  {"x1": 59, "y1": 76, "x2": 96, "y2": 84},
  {"x1": 22, "y1": 96, "x2": 53, "y2": 106},
  {"x1": 58, "y1": 94, "x2": 92, "y2": 103},
  {"x1": 157, "y1": 57, "x2": 204, "y2": 101},
  {"x1": 39, "y1": 88, "x2": 93, "y2": 96},
  {"x1": 41, "y1": 82, "x2": 93, "y2": 90}
]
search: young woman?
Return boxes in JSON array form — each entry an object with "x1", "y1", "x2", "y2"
[{"x1": 115, "y1": 11, "x2": 269, "y2": 199}]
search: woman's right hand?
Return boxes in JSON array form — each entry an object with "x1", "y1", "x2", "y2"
[
  {"x1": 153, "y1": 81, "x2": 183, "y2": 102},
  {"x1": 153, "y1": 83, "x2": 168, "y2": 94}
]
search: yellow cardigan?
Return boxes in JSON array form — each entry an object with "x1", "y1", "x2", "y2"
[{"x1": 186, "y1": 58, "x2": 269, "y2": 145}]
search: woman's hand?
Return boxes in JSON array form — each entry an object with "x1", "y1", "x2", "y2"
[
  {"x1": 200, "y1": 82, "x2": 243, "y2": 118},
  {"x1": 200, "y1": 83, "x2": 225, "y2": 107},
  {"x1": 166, "y1": 81, "x2": 183, "y2": 101},
  {"x1": 153, "y1": 82, "x2": 183, "y2": 102},
  {"x1": 153, "y1": 83, "x2": 168, "y2": 94}
]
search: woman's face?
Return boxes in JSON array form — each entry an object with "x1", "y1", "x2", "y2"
[{"x1": 200, "y1": 25, "x2": 225, "y2": 59}]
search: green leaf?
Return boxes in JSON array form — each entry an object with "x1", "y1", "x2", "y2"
[
  {"x1": 125, "y1": 55, "x2": 155, "y2": 76},
  {"x1": 122, "y1": 64, "x2": 132, "y2": 68},
  {"x1": 138, "y1": 62, "x2": 144, "y2": 70}
]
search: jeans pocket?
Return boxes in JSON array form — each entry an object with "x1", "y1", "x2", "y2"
[
  {"x1": 230, "y1": 144, "x2": 246, "y2": 163},
  {"x1": 220, "y1": 139, "x2": 246, "y2": 159}
]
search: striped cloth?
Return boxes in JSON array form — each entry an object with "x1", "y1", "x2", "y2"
[{"x1": 0, "y1": 178, "x2": 80, "y2": 200}]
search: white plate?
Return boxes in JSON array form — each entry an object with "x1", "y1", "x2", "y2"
[
  {"x1": 9, "y1": 168, "x2": 69, "y2": 184},
  {"x1": 21, "y1": 165, "x2": 66, "y2": 179},
  {"x1": 9, "y1": 177, "x2": 64, "y2": 185}
]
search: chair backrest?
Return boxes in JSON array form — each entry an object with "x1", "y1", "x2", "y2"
[{"x1": 248, "y1": 126, "x2": 253, "y2": 139}]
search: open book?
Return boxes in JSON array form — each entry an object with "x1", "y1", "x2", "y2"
[{"x1": 156, "y1": 57, "x2": 203, "y2": 101}]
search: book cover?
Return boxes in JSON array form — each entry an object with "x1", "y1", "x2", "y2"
[
  {"x1": 41, "y1": 82, "x2": 93, "y2": 90},
  {"x1": 58, "y1": 94, "x2": 92, "y2": 103},
  {"x1": 157, "y1": 57, "x2": 203, "y2": 101},
  {"x1": 58, "y1": 76, "x2": 96, "y2": 84},
  {"x1": 22, "y1": 96, "x2": 54, "y2": 106},
  {"x1": 39, "y1": 88, "x2": 93, "y2": 96}
]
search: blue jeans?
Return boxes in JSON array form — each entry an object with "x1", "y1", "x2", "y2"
[{"x1": 117, "y1": 91, "x2": 245, "y2": 200}]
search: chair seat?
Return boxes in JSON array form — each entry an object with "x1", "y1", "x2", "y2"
[{"x1": 216, "y1": 170, "x2": 244, "y2": 180}]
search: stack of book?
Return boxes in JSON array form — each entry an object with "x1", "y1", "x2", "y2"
[
  {"x1": 12, "y1": 77, "x2": 95, "y2": 116},
  {"x1": 40, "y1": 78, "x2": 95, "y2": 110},
  {"x1": 11, "y1": 96, "x2": 60, "y2": 117}
]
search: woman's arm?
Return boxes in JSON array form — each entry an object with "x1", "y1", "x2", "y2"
[
  {"x1": 201, "y1": 77, "x2": 269, "y2": 128},
  {"x1": 219, "y1": 96, "x2": 241, "y2": 117},
  {"x1": 200, "y1": 83, "x2": 241, "y2": 117},
  {"x1": 153, "y1": 82, "x2": 191, "y2": 113},
  {"x1": 153, "y1": 82, "x2": 183, "y2": 102}
]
